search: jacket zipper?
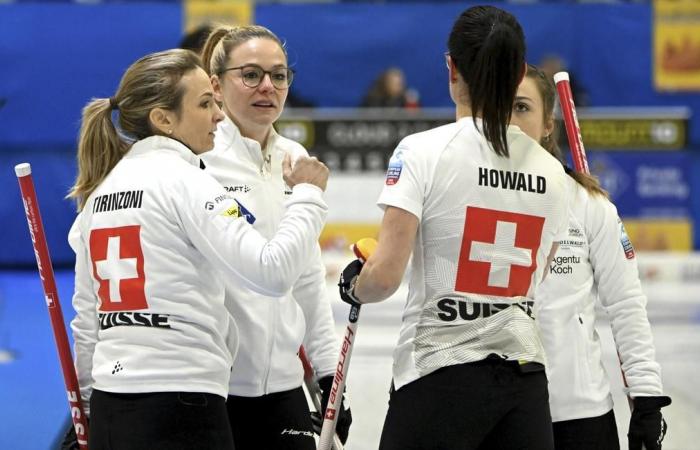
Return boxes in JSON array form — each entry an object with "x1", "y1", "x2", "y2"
[{"x1": 261, "y1": 163, "x2": 276, "y2": 395}]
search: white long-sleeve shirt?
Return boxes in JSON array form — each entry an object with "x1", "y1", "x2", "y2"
[
  {"x1": 201, "y1": 117, "x2": 338, "y2": 396},
  {"x1": 69, "y1": 135, "x2": 327, "y2": 412},
  {"x1": 536, "y1": 175, "x2": 664, "y2": 422}
]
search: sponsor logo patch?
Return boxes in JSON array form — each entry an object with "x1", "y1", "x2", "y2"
[
  {"x1": 549, "y1": 255, "x2": 581, "y2": 275},
  {"x1": 219, "y1": 200, "x2": 256, "y2": 224},
  {"x1": 220, "y1": 205, "x2": 240, "y2": 218},
  {"x1": 224, "y1": 185, "x2": 251, "y2": 194},
  {"x1": 206, "y1": 194, "x2": 234, "y2": 211},
  {"x1": 280, "y1": 429, "x2": 315, "y2": 438},
  {"x1": 619, "y1": 219, "x2": 635, "y2": 259},
  {"x1": 112, "y1": 361, "x2": 124, "y2": 374},
  {"x1": 568, "y1": 227, "x2": 583, "y2": 238},
  {"x1": 558, "y1": 239, "x2": 584, "y2": 248},
  {"x1": 235, "y1": 200, "x2": 256, "y2": 224},
  {"x1": 385, "y1": 148, "x2": 404, "y2": 185}
]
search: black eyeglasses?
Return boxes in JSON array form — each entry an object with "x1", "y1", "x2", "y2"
[{"x1": 221, "y1": 64, "x2": 294, "y2": 90}]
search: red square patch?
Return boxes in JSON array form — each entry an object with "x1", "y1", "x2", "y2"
[
  {"x1": 455, "y1": 207, "x2": 545, "y2": 297},
  {"x1": 89, "y1": 225, "x2": 147, "y2": 311}
]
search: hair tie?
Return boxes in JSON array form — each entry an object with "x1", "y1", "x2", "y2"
[{"x1": 109, "y1": 97, "x2": 119, "y2": 110}]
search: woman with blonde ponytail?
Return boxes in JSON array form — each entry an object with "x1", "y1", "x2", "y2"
[
  {"x1": 68, "y1": 98, "x2": 128, "y2": 211},
  {"x1": 198, "y1": 25, "x2": 350, "y2": 450},
  {"x1": 64, "y1": 48, "x2": 330, "y2": 449},
  {"x1": 511, "y1": 64, "x2": 671, "y2": 450}
]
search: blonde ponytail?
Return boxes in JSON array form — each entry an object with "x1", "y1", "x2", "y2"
[
  {"x1": 67, "y1": 49, "x2": 204, "y2": 211},
  {"x1": 67, "y1": 98, "x2": 128, "y2": 211}
]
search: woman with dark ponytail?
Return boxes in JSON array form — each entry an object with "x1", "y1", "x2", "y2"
[
  {"x1": 335, "y1": 6, "x2": 570, "y2": 449},
  {"x1": 512, "y1": 64, "x2": 671, "y2": 450}
]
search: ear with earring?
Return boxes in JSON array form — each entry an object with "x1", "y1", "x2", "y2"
[
  {"x1": 167, "y1": 129, "x2": 173, "y2": 135},
  {"x1": 543, "y1": 134, "x2": 550, "y2": 142}
]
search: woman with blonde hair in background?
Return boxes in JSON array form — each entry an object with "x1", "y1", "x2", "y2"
[
  {"x1": 200, "y1": 25, "x2": 351, "y2": 450},
  {"x1": 65, "y1": 48, "x2": 329, "y2": 449},
  {"x1": 511, "y1": 64, "x2": 671, "y2": 450}
]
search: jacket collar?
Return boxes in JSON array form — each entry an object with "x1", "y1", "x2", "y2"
[
  {"x1": 218, "y1": 115, "x2": 279, "y2": 155},
  {"x1": 216, "y1": 115, "x2": 280, "y2": 172},
  {"x1": 128, "y1": 135, "x2": 203, "y2": 168}
]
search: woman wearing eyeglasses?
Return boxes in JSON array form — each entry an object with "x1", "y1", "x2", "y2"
[{"x1": 200, "y1": 26, "x2": 351, "y2": 450}]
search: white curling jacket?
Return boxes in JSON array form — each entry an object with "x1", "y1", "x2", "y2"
[
  {"x1": 377, "y1": 119, "x2": 570, "y2": 390},
  {"x1": 536, "y1": 175, "x2": 664, "y2": 422},
  {"x1": 69, "y1": 135, "x2": 327, "y2": 412},
  {"x1": 201, "y1": 117, "x2": 338, "y2": 396}
]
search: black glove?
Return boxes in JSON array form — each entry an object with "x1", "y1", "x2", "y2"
[
  {"x1": 310, "y1": 375, "x2": 352, "y2": 444},
  {"x1": 338, "y1": 259, "x2": 363, "y2": 307},
  {"x1": 628, "y1": 395, "x2": 672, "y2": 450}
]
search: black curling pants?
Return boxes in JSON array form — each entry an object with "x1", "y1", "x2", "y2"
[
  {"x1": 553, "y1": 409, "x2": 620, "y2": 450},
  {"x1": 379, "y1": 357, "x2": 555, "y2": 450},
  {"x1": 227, "y1": 386, "x2": 315, "y2": 450},
  {"x1": 88, "y1": 389, "x2": 234, "y2": 450}
]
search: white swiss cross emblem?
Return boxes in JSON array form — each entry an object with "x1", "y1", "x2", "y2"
[
  {"x1": 95, "y1": 236, "x2": 138, "y2": 303},
  {"x1": 469, "y1": 221, "x2": 533, "y2": 288},
  {"x1": 456, "y1": 207, "x2": 544, "y2": 297}
]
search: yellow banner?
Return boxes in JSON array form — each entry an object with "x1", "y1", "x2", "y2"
[
  {"x1": 654, "y1": 0, "x2": 700, "y2": 91},
  {"x1": 184, "y1": 0, "x2": 253, "y2": 33},
  {"x1": 623, "y1": 219, "x2": 692, "y2": 252},
  {"x1": 578, "y1": 118, "x2": 686, "y2": 150}
]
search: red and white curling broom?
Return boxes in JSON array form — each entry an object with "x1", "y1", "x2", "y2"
[
  {"x1": 317, "y1": 238, "x2": 377, "y2": 450},
  {"x1": 299, "y1": 346, "x2": 343, "y2": 450},
  {"x1": 15, "y1": 163, "x2": 89, "y2": 449},
  {"x1": 553, "y1": 72, "x2": 643, "y2": 447}
]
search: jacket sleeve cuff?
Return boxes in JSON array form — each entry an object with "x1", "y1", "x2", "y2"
[
  {"x1": 291, "y1": 183, "x2": 324, "y2": 199},
  {"x1": 312, "y1": 356, "x2": 339, "y2": 379}
]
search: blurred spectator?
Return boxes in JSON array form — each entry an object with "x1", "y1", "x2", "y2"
[
  {"x1": 540, "y1": 54, "x2": 589, "y2": 107},
  {"x1": 179, "y1": 23, "x2": 214, "y2": 54},
  {"x1": 361, "y1": 67, "x2": 420, "y2": 109}
]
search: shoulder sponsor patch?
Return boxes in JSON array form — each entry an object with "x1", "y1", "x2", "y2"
[
  {"x1": 235, "y1": 199, "x2": 256, "y2": 224},
  {"x1": 385, "y1": 148, "x2": 404, "y2": 186},
  {"x1": 218, "y1": 200, "x2": 256, "y2": 224},
  {"x1": 205, "y1": 193, "x2": 234, "y2": 211},
  {"x1": 618, "y1": 218, "x2": 635, "y2": 259},
  {"x1": 220, "y1": 204, "x2": 240, "y2": 218}
]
